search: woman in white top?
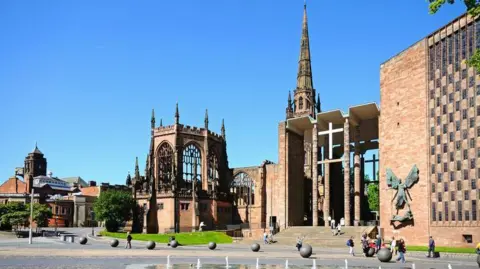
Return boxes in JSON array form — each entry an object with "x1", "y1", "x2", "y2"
[{"x1": 390, "y1": 237, "x2": 397, "y2": 254}]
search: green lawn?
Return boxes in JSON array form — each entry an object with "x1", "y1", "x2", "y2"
[
  {"x1": 405, "y1": 245, "x2": 476, "y2": 254},
  {"x1": 100, "y1": 231, "x2": 233, "y2": 245}
]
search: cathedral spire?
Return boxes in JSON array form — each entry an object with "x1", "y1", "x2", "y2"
[
  {"x1": 286, "y1": 91, "x2": 293, "y2": 119},
  {"x1": 159, "y1": 118, "x2": 163, "y2": 127},
  {"x1": 175, "y1": 102, "x2": 180, "y2": 124},
  {"x1": 204, "y1": 109, "x2": 209, "y2": 128},
  {"x1": 316, "y1": 93, "x2": 321, "y2": 113},
  {"x1": 135, "y1": 156, "x2": 140, "y2": 179},
  {"x1": 292, "y1": 3, "x2": 316, "y2": 118},
  {"x1": 221, "y1": 119, "x2": 226, "y2": 139},
  {"x1": 151, "y1": 109, "x2": 155, "y2": 129}
]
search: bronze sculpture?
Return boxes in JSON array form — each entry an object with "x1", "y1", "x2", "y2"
[{"x1": 386, "y1": 165, "x2": 419, "y2": 222}]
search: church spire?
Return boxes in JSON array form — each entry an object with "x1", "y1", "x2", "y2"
[
  {"x1": 134, "y1": 156, "x2": 140, "y2": 180},
  {"x1": 292, "y1": 3, "x2": 316, "y2": 118},
  {"x1": 286, "y1": 91, "x2": 293, "y2": 119},
  {"x1": 151, "y1": 109, "x2": 155, "y2": 129},
  {"x1": 204, "y1": 109, "x2": 209, "y2": 128},
  {"x1": 175, "y1": 102, "x2": 180, "y2": 124},
  {"x1": 221, "y1": 119, "x2": 226, "y2": 139},
  {"x1": 316, "y1": 93, "x2": 321, "y2": 113}
]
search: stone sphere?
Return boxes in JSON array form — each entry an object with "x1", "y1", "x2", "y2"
[
  {"x1": 79, "y1": 237, "x2": 87, "y2": 245},
  {"x1": 300, "y1": 244, "x2": 313, "y2": 258},
  {"x1": 366, "y1": 247, "x2": 375, "y2": 257},
  {"x1": 377, "y1": 248, "x2": 393, "y2": 262},
  {"x1": 170, "y1": 240, "x2": 178, "y2": 248},
  {"x1": 146, "y1": 240, "x2": 156, "y2": 250},
  {"x1": 208, "y1": 242, "x2": 217, "y2": 250},
  {"x1": 110, "y1": 239, "x2": 119, "y2": 248},
  {"x1": 251, "y1": 243, "x2": 260, "y2": 252}
]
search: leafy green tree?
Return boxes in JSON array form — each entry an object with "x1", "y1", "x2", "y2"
[
  {"x1": 428, "y1": 0, "x2": 480, "y2": 70},
  {"x1": 0, "y1": 203, "x2": 27, "y2": 230},
  {"x1": 1, "y1": 211, "x2": 29, "y2": 230},
  {"x1": 93, "y1": 190, "x2": 135, "y2": 232},
  {"x1": 367, "y1": 184, "x2": 379, "y2": 211},
  {"x1": 29, "y1": 203, "x2": 52, "y2": 227}
]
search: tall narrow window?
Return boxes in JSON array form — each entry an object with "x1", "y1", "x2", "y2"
[
  {"x1": 455, "y1": 32, "x2": 460, "y2": 71},
  {"x1": 468, "y1": 23, "x2": 474, "y2": 57},
  {"x1": 448, "y1": 35, "x2": 453, "y2": 65},
  {"x1": 442, "y1": 39, "x2": 447, "y2": 75},
  {"x1": 429, "y1": 46, "x2": 435, "y2": 79},
  {"x1": 476, "y1": 20, "x2": 480, "y2": 49},
  {"x1": 444, "y1": 201, "x2": 449, "y2": 221},
  {"x1": 231, "y1": 172, "x2": 255, "y2": 207},
  {"x1": 461, "y1": 27, "x2": 467, "y2": 59},
  {"x1": 207, "y1": 151, "x2": 219, "y2": 192},
  {"x1": 157, "y1": 143, "x2": 174, "y2": 189},
  {"x1": 472, "y1": 200, "x2": 477, "y2": 221},
  {"x1": 298, "y1": 97, "x2": 304, "y2": 110},
  {"x1": 458, "y1": 201, "x2": 463, "y2": 221},
  {"x1": 432, "y1": 202, "x2": 437, "y2": 221},
  {"x1": 182, "y1": 144, "x2": 202, "y2": 189}
]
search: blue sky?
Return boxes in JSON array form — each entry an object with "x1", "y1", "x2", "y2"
[{"x1": 0, "y1": 1, "x2": 466, "y2": 185}]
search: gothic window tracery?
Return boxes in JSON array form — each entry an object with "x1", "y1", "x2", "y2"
[
  {"x1": 182, "y1": 144, "x2": 202, "y2": 189},
  {"x1": 207, "y1": 152, "x2": 219, "y2": 192},
  {"x1": 230, "y1": 172, "x2": 255, "y2": 206},
  {"x1": 299, "y1": 97, "x2": 304, "y2": 110},
  {"x1": 157, "y1": 143, "x2": 173, "y2": 189}
]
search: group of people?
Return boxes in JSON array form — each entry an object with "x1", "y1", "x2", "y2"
[
  {"x1": 263, "y1": 230, "x2": 275, "y2": 244},
  {"x1": 347, "y1": 233, "x2": 406, "y2": 263}
]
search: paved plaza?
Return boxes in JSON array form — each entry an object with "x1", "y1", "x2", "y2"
[{"x1": 0, "y1": 230, "x2": 478, "y2": 269}]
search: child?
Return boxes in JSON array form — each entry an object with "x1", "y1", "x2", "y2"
[
  {"x1": 346, "y1": 236, "x2": 355, "y2": 256},
  {"x1": 125, "y1": 232, "x2": 132, "y2": 249}
]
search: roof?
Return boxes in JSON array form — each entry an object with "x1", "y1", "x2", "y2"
[
  {"x1": 32, "y1": 142, "x2": 43, "y2": 155},
  {"x1": 79, "y1": 186, "x2": 100, "y2": 197},
  {"x1": 33, "y1": 175, "x2": 72, "y2": 191},
  {"x1": 61, "y1": 177, "x2": 88, "y2": 187},
  {"x1": 0, "y1": 176, "x2": 27, "y2": 194}
]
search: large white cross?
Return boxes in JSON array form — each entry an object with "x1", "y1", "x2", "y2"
[{"x1": 317, "y1": 122, "x2": 343, "y2": 160}]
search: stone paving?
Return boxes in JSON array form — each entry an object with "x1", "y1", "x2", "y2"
[{"x1": 0, "y1": 232, "x2": 478, "y2": 269}]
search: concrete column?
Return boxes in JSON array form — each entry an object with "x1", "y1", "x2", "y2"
[
  {"x1": 323, "y1": 162, "x2": 330, "y2": 227},
  {"x1": 312, "y1": 123, "x2": 318, "y2": 226},
  {"x1": 354, "y1": 126, "x2": 361, "y2": 226},
  {"x1": 343, "y1": 118, "x2": 351, "y2": 226}
]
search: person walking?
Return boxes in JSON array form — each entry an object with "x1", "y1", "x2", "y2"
[
  {"x1": 346, "y1": 236, "x2": 355, "y2": 256},
  {"x1": 296, "y1": 236, "x2": 303, "y2": 251},
  {"x1": 125, "y1": 232, "x2": 132, "y2": 249},
  {"x1": 361, "y1": 233, "x2": 369, "y2": 257},
  {"x1": 263, "y1": 231, "x2": 268, "y2": 244},
  {"x1": 390, "y1": 237, "x2": 397, "y2": 255},
  {"x1": 375, "y1": 235, "x2": 382, "y2": 253},
  {"x1": 337, "y1": 223, "x2": 342, "y2": 236},
  {"x1": 396, "y1": 239, "x2": 406, "y2": 263},
  {"x1": 426, "y1": 236, "x2": 435, "y2": 258},
  {"x1": 331, "y1": 219, "x2": 336, "y2": 230}
]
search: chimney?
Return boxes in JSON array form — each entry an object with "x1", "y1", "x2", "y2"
[{"x1": 89, "y1": 181, "x2": 96, "y2": 187}]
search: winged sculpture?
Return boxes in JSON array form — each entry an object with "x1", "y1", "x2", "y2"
[{"x1": 386, "y1": 165, "x2": 419, "y2": 222}]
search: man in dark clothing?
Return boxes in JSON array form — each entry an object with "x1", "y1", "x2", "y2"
[
  {"x1": 125, "y1": 232, "x2": 132, "y2": 249},
  {"x1": 396, "y1": 239, "x2": 406, "y2": 263},
  {"x1": 427, "y1": 236, "x2": 435, "y2": 258}
]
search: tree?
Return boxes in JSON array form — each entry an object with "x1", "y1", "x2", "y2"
[
  {"x1": 30, "y1": 203, "x2": 52, "y2": 227},
  {"x1": 0, "y1": 203, "x2": 27, "y2": 230},
  {"x1": 428, "y1": 0, "x2": 480, "y2": 70},
  {"x1": 93, "y1": 190, "x2": 135, "y2": 232},
  {"x1": 1, "y1": 211, "x2": 29, "y2": 231},
  {"x1": 367, "y1": 184, "x2": 379, "y2": 211}
]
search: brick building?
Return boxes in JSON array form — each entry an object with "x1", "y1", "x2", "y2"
[
  {"x1": 380, "y1": 13, "x2": 480, "y2": 247},
  {"x1": 132, "y1": 4, "x2": 379, "y2": 237}
]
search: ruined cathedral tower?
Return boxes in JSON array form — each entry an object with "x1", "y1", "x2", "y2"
[{"x1": 286, "y1": 4, "x2": 320, "y2": 120}]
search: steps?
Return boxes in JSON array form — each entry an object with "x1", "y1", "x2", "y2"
[{"x1": 273, "y1": 226, "x2": 375, "y2": 248}]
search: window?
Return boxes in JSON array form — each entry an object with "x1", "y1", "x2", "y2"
[
  {"x1": 431, "y1": 146, "x2": 436, "y2": 155},
  {"x1": 465, "y1": 190, "x2": 470, "y2": 200},
  {"x1": 430, "y1": 90, "x2": 435, "y2": 99},
  {"x1": 430, "y1": 108, "x2": 435, "y2": 117},
  {"x1": 443, "y1": 124, "x2": 448, "y2": 134},
  {"x1": 478, "y1": 105, "x2": 480, "y2": 116},
  {"x1": 463, "y1": 109, "x2": 467, "y2": 119},
  {"x1": 471, "y1": 159, "x2": 476, "y2": 169},
  {"x1": 157, "y1": 143, "x2": 174, "y2": 189},
  {"x1": 158, "y1": 203, "x2": 164, "y2": 210},
  {"x1": 207, "y1": 152, "x2": 219, "y2": 191},
  {"x1": 438, "y1": 172, "x2": 443, "y2": 182},
  {"x1": 464, "y1": 169, "x2": 469, "y2": 180},
  {"x1": 456, "y1": 81, "x2": 461, "y2": 92},
  {"x1": 477, "y1": 85, "x2": 480, "y2": 95},
  {"x1": 450, "y1": 171, "x2": 455, "y2": 181},
  {"x1": 443, "y1": 143, "x2": 448, "y2": 153},
  {"x1": 444, "y1": 202, "x2": 449, "y2": 221},
  {"x1": 457, "y1": 180, "x2": 462, "y2": 190},
  {"x1": 298, "y1": 97, "x2": 303, "y2": 110},
  {"x1": 465, "y1": 210, "x2": 470, "y2": 221},
  {"x1": 452, "y1": 210, "x2": 456, "y2": 221},
  {"x1": 432, "y1": 202, "x2": 437, "y2": 221},
  {"x1": 231, "y1": 172, "x2": 255, "y2": 206},
  {"x1": 431, "y1": 164, "x2": 436, "y2": 174},
  {"x1": 472, "y1": 200, "x2": 477, "y2": 221},
  {"x1": 470, "y1": 97, "x2": 475, "y2": 107},
  {"x1": 463, "y1": 130, "x2": 468, "y2": 139},
  {"x1": 457, "y1": 160, "x2": 462, "y2": 170},
  {"x1": 431, "y1": 127, "x2": 435, "y2": 136},
  {"x1": 450, "y1": 152, "x2": 454, "y2": 161},
  {"x1": 478, "y1": 126, "x2": 480, "y2": 136},
  {"x1": 444, "y1": 181, "x2": 449, "y2": 191},
  {"x1": 443, "y1": 162, "x2": 448, "y2": 172},
  {"x1": 468, "y1": 23, "x2": 474, "y2": 57},
  {"x1": 471, "y1": 179, "x2": 477, "y2": 189},
  {"x1": 462, "y1": 69, "x2": 468, "y2": 80},
  {"x1": 439, "y1": 211, "x2": 443, "y2": 221},
  {"x1": 438, "y1": 192, "x2": 443, "y2": 202},
  {"x1": 451, "y1": 191, "x2": 456, "y2": 201},
  {"x1": 464, "y1": 149, "x2": 468, "y2": 160},
  {"x1": 461, "y1": 28, "x2": 466, "y2": 59},
  {"x1": 458, "y1": 201, "x2": 463, "y2": 221},
  {"x1": 437, "y1": 135, "x2": 441, "y2": 144},
  {"x1": 470, "y1": 118, "x2": 475, "y2": 128},
  {"x1": 449, "y1": 113, "x2": 453, "y2": 122},
  {"x1": 470, "y1": 138, "x2": 475, "y2": 148},
  {"x1": 456, "y1": 101, "x2": 460, "y2": 111},
  {"x1": 437, "y1": 116, "x2": 441, "y2": 125},
  {"x1": 463, "y1": 89, "x2": 468, "y2": 99},
  {"x1": 182, "y1": 144, "x2": 202, "y2": 189},
  {"x1": 478, "y1": 148, "x2": 480, "y2": 158},
  {"x1": 437, "y1": 154, "x2": 441, "y2": 164},
  {"x1": 456, "y1": 121, "x2": 461, "y2": 131},
  {"x1": 450, "y1": 132, "x2": 454, "y2": 142},
  {"x1": 448, "y1": 35, "x2": 453, "y2": 64},
  {"x1": 180, "y1": 203, "x2": 190, "y2": 210},
  {"x1": 432, "y1": 183, "x2": 436, "y2": 193},
  {"x1": 470, "y1": 77, "x2": 475, "y2": 87}
]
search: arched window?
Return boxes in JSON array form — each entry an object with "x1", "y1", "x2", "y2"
[
  {"x1": 299, "y1": 97, "x2": 304, "y2": 110},
  {"x1": 230, "y1": 172, "x2": 255, "y2": 206},
  {"x1": 157, "y1": 143, "x2": 173, "y2": 189},
  {"x1": 183, "y1": 144, "x2": 202, "y2": 189},
  {"x1": 306, "y1": 100, "x2": 310, "y2": 109},
  {"x1": 208, "y1": 152, "x2": 219, "y2": 192}
]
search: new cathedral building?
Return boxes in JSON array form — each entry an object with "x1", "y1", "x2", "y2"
[{"x1": 129, "y1": 5, "x2": 479, "y2": 247}]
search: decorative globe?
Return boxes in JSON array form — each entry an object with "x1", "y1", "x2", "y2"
[
  {"x1": 251, "y1": 243, "x2": 260, "y2": 252},
  {"x1": 79, "y1": 237, "x2": 87, "y2": 245},
  {"x1": 208, "y1": 242, "x2": 217, "y2": 250},
  {"x1": 377, "y1": 248, "x2": 393, "y2": 262},
  {"x1": 366, "y1": 247, "x2": 375, "y2": 257},
  {"x1": 146, "y1": 240, "x2": 156, "y2": 250},
  {"x1": 170, "y1": 240, "x2": 178, "y2": 248},
  {"x1": 299, "y1": 244, "x2": 312, "y2": 258},
  {"x1": 110, "y1": 239, "x2": 119, "y2": 247}
]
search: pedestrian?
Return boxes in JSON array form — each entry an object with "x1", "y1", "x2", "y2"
[
  {"x1": 337, "y1": 223, "x2": 342, "y2": 236},
  {"x1": 296, "y1": 236, "x2": 303, "y2": 251},
  {"x1": 331, "y1": 219, "x2": 336, "y2": 230},
  {"x1": 125, "y1": 232, "x2": 132, "y2": 249},
  {"x1": 426, "y1": 236, "x2": 435, "y2": 258},
  {"x1": 390, "y1": 237, "x2": 397, "y2": 255},
  {"x1": 361, "y1": 233, "x2": 369, "y2": 257},
  {"x1": 396, "y1": 239, "x2": 406, "y2": 263},
  {"x1": 263, "y1": 231, "x2": 268, "y2": 244},
  {"x1": 346, "y1": 236, "x2": 355, "y2": 256},
  {"x1": 375, "y1": 235, "x2": 382, "y2": 253}
]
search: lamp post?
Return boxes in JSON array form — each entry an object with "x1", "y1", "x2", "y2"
[
  {"x1": 90, "y1": 211, "x2": 95, "y2": 236},
  {"x1": 28, "y1": 189, "x2": 34, "y2": 244}
]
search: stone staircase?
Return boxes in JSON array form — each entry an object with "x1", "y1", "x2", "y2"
[{"x1": 273, "y1": 226, "x2": 376, "y2": 248}]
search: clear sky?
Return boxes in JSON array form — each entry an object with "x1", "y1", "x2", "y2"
[{"x1": 0, "y1": 1, "x2": 466, "y2": 185}]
